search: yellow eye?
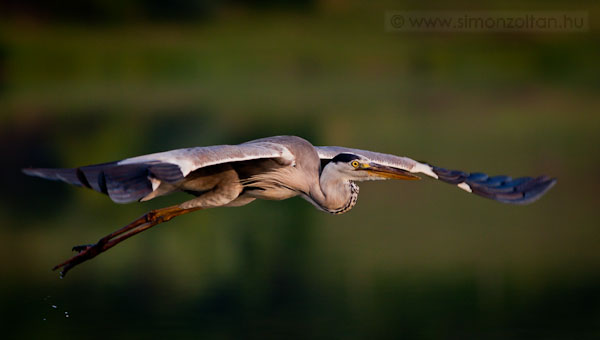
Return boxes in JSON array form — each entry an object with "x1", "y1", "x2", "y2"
[{"x1": 351, "y1": 160, "x2": 360, "y2": 168}]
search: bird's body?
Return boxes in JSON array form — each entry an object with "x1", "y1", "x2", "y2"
[{"x1": 23, "y1": 135, "x2": 556, "y2": 276}]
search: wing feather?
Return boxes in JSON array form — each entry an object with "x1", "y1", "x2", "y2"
[
  {"x1": 317, "y1": 146, "x2": 555, "y2": 205},
  {"x1": 316, "y1": 146, "x2": 437, "y2": 178},
  {"x1": 118, "y1": 142, "x2": 293, "y2": 176},
  {"x1": 24, "y1": 142, "x2": 294, "y2": 204}
]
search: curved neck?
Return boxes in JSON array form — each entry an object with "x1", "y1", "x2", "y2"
[{"x1": 307, "y1": 164, "x2": 359, "y2": 214}]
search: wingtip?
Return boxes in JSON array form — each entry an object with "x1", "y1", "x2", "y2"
[
  {"x1": 21, "y1": 167, "x2": 58, "y2": 180},
  {"x1": 432, "y1": 164, "x2": 557, "y2": 205},
  {"x1": 501, "y1": 175, "x2": 557, "y2": 205},
  {"x1": 544, "y1": 177, "x2": 558, "y2": 193},
  {"x1": 531, "y1": 176, "x2": 557, "y2": 201},
  {"x1": 22, "y1": 168, "x2": 38, "y2": 176}
]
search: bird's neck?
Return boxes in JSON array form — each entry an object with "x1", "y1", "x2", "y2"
[{"x1": 307, "y1": 166, "x2": 359, "y2": 215}]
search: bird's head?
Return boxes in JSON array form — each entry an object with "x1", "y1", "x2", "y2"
[{"x1": 324, "y1": 153, "x2": 421, "y2": 182}]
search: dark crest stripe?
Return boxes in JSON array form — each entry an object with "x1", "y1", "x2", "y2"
[{"x1": 330, "y1": 153, "x2": 360, "y2": 164}]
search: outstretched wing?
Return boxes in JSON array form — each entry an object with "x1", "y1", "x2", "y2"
[
  {"x1": 23, "y1": 142, "x2": 294, "y2": 204},
  {"x1": 316, "y1": 146, "x2": 556, "y2": 205}
]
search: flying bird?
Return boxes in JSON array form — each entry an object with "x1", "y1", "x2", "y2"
[{"x1": 23, "y1": 135, "x2": 556, "y2": 276}]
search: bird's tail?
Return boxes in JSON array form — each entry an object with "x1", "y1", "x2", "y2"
[
  {"x1": 22, "y1": 162, "x2": 184, "y2": 204},
  {"x1": 420, "y1": 164, "x2": 556, "y2": 205}
]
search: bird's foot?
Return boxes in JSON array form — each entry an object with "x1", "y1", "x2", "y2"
[
  {"x1": 53, "y1": 240, "x2": 108, "y2": 278},
  {"x1": 72, "y1": 244, "x2": 94, "y2": 253},
  {"x1": 51, "y1": 205, "x2": 201, "y2": 278}
]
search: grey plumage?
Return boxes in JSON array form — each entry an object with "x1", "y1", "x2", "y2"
[
  {"x1": 22, "y1": 135, "x2": 556, "y2": 276},
  {"x1": 23, "y1": 135, "x2": 556, "y2": 210}
]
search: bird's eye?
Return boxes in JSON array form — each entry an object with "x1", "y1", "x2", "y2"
[{"x1": 351, "y1": 160, "x2": 360, "y2": 168}]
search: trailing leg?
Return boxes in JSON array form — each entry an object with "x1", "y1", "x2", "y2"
[{"x1": 53, "y1": 205, "x2": 201, "y2": 277}]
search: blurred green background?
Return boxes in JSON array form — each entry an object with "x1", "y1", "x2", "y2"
[{"x1": 1, "y1": 0, "x2": 599, "y2": 338}]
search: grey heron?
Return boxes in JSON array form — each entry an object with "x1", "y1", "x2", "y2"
[{"x1": 23, "y1": 135, "x2": 556, "y2": 276}]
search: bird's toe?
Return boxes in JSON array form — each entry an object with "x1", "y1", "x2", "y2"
[{"x1": 72, "y1": 244, "x2": 94, "y2": 253}]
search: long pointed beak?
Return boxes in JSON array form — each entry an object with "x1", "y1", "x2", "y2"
[{"x1": 364, "y1": 163, "x2": 421, "y2": 180}]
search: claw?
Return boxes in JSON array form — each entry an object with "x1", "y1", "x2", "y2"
[
  {"x1": 72, "y1": 244, "x2": 93, "y2": 252},
  {"x1": 54, "y1": 243, "x2": 104, "y2": 277}
]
